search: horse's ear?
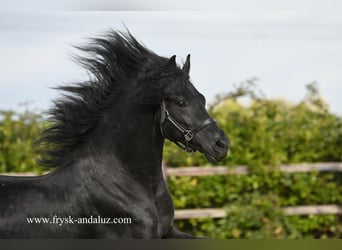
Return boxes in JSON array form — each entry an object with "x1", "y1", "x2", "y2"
[
  {"x1": 165, "y1": 55, "x2": 176, "y2": 69},
  {"x1": 182, "y1": 54, "x2": 191, "y2": 75}
]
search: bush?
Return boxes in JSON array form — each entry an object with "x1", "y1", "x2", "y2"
[
  {"x1": 166, "y1": 81, "x2": 342, "y2": 238},
  {"x1": 164, "y1": 81, "x2": 342, "y2": 168},
  {"x1": 0, "y1": 109, "x2": 45, "y2": 173},
  {"x1": 174, "y1": 200, "x2": 342, "y2": 239},
  {"x1": 169, "y1": 172, "x2": 342, "y2": 238}
]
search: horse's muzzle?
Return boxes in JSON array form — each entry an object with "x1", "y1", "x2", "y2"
[{"x1": 205, "y1": 136, "x2": 229, "y2": 163}]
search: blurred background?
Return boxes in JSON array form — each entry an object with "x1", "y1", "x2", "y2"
[{"x1": 0, "y1": 0, "x2": 342, "y2": 239}]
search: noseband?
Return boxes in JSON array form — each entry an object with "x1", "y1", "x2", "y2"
[{"x1": 159, "y1": 100, "x2": 216, "y2": 153}]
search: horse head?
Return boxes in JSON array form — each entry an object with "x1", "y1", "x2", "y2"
[{"x1": 158, "y1": 55, "x2": 229, "y2": 162}]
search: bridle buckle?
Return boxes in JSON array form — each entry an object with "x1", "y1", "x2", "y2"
[{"x1": 184, "y1": 130, "x2": 194, "y2": 141}]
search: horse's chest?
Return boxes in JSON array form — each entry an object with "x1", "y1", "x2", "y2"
[{"x1": 127, "y1": 181, "x2": 174, "y2": 238}]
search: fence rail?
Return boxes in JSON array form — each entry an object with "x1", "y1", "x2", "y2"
[
  {"x1": 3, "y1": 162, "x2": 341, "y2": 177},
  {"x1": 174, "y1": 205, "x2": 342, "y2": 220},
  {"x1": 164, "y1": 162, "x2": 342, "y2": 177}
]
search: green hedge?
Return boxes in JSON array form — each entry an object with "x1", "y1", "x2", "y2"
[
  {"x1": 164, "y1": 82, "x2": 342, "y2": 168},
  {"x1": 165, "y1": 82, "x2": 342, "y2": 238},
  {"x1": 1, "y1": 82, "x2": 342, "y2": 238},
  {"x1": 0, "y1": 110, "x2": 45, "y2": 173},
  {"x1": 169, "y1": 173, "x2": 342, "y2": 238}
]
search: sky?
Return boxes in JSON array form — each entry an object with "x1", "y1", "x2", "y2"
[{"x1": 1, "y1": 1, "x2": 342, "y2": 115}]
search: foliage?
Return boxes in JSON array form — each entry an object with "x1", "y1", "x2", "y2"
[
  {"x1": 0, "y1": 109, "x2": 45, "y2": 173},
  {"x1": 174, "y1": 194, "x2": 342, "y2": 239},
  {"x1": 164, "y1": 81, "x2": 342, "y2": 168},
  {"x1": 0, "y1": 80, "x2": 341, "y2": 238},
  {"x1": 167, "y1": 81, "x2": 342, "y2": 238},
  {"x1": 170, "y1": 172, "x2": 342, "y2": 238}
]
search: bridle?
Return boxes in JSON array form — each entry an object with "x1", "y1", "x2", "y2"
[{"x1": 159, "y1": 100, "x2": 216, "y2": 153}]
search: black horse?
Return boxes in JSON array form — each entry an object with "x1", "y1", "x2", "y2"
[{"x1": 0, "y1": 30, "x2": 229, "y2": 238}]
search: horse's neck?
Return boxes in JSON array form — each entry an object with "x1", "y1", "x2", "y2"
[{"x1": 90, "y1": 103, "x2": 164, "y2": 180}]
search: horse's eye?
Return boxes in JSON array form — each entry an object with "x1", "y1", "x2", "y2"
[{"x1": 176, "y1": 100, "x2": 186, "y2": 107}]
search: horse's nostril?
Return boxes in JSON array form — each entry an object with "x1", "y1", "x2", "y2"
[
  {"x1": 213, "y1": 139, "x2": 228, "y2": 153},
  {"x1": 215, "y1": 139, "x2": 226, "y2": 149}
]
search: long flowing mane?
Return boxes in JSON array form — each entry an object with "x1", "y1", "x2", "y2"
[{"x1": 37, "y1": 30, "x2": 169, "y2": 168}]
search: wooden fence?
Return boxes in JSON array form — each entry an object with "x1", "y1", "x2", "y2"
[
  {"x1": 2, "y1": 162, "x2": 342, "y2": 219},
  {"x1": 161, "y1": 162, "x2": 342, "y2": 220}
]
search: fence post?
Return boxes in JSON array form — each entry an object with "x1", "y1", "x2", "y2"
[{"x1": 162, "y1": 161, "x2": 168, "y2": 181}]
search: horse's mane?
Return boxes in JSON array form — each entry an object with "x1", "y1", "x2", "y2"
[{"x1": 37, "y1": 30, "x2": 172, "y2": 168}]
